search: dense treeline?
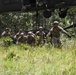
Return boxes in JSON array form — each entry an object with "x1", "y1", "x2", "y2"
[{"x1": 0, "y1": 7, "x2": 76, "y2": 36}]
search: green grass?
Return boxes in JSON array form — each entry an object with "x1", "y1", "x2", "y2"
[{"x1": 0, "y1": 37, "x2": 76, "y2": 75}]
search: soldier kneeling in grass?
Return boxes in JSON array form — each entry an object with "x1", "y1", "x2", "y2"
[
  {"x1": 17, "y1": 32, "x2": 27, "y2": 45},
  {"x1": 47, "y1": 21, "x2": 71, "y2": 48},
  {"x1": 27, "y1": 31, "x2": 36, "y2": 46},
  {"x1": 1, "y1": 28, "x2": 12, "y2": 37},
  {"x1": 12, "y1": 29, "x2": 23, "y2": 44}
]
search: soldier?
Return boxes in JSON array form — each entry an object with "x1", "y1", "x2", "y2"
[
  {"x1": 15, "y1": 29, "x2": 23, "y2": 37},
  {"x1": 36, "y1": 26, "x2": 46, "y2": 45},
  {"x1": 17, "y1": 32, "x2": 27, "y2": 44},
  {"x1": 47, "y1": 21, "x2": 71, "y2": 48},
  {"x1": 13, "y1": 29, "x2": 23, "y2": 44},
  {"x1": 27, "y1": 31, "x2": 36, "y2": 45},
  {"x1": 1, "y1": 28, "x2": 11, "y2": 37}
]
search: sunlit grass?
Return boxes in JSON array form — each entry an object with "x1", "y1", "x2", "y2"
[{"x1": 0, "y1": 37, "x2": 76, "y2": 75}]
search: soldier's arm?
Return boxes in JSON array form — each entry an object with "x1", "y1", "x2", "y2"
[
  {"x1": 8, "y1": 32, "x2": 11, "y2": 36},
  {"x1": 47, "y1": 31, "x2": 50, "y2": 37},
  {"x1": 47, "y1": 29, "x2": 52, "y2": 37},
  {"x1": 36, "y1": 31, "x2": 39, "y2": 36},
  {"x1": 59, "y1": 26, "x2": 71, "y2": 38},
  {"x1": 46, "y1": 29, "x2": 52, "y2": 43},
  {"x1": 16, "y1": 36, "x2": 21, "y2": 44},
  {"x1": 1, "y1": 31, "x2": 5, "y2": 37},
  {"x1": 43, "y1": 31, "x2": 46, "y2": 38},
  {"x1": 24, "y1": 36, "x2": 27, "y2": 44}
]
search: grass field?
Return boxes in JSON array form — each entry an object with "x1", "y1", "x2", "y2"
[{"x1": 0, "y1": 37, "x2": 76, "y2": 75}]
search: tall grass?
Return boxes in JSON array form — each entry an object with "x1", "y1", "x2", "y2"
[{"x1": 0, "y1": 37, "x2": 76, "y2": 75}]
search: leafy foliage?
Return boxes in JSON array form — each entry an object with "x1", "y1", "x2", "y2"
[
  {"x1": 0, "y1": 5, "x2": 76, "y2": 75},
  {"x1": 0, "y1": 7, "x2": 76, "y2": 35}
]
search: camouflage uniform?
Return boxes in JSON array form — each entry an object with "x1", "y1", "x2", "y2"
[
  {"x1": 36, "y1": 26, "x2": 45, "y2": 45},
  {"x1": 27, "y1": 31, "x2": 36, "y2": 45},
  {"x1": 1, "y1": 28, "x2": 11, "y2": 37},
  {"x1": 13, "y1": 29, "x2": 23, "y2": 44},
  {"x1": 47, "y1": 21, "x2": 71, "y2": 48},
  {"x1": 17, "y1": 33, "x2": 27, "y2": 44}
]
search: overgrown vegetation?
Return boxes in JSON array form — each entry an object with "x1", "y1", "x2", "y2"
[
  {"x1": 0, "y1": 5, "x2": 76, "y2": 75},
  {"x1": 0, "y1": 37, "x2": 76, "y2": 75},
  {"x1": 0, "y1": 7, "x2": 76, "y2": 35}
]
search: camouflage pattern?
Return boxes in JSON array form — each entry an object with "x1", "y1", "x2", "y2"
[
  {"x1": 1, "y1": 28, "x2": 11, "y2": 37},
  {"x1": 47, "y1": 21, "x2": 71, "y2": 47},
  {"x1": 27, "y1": 31, "x2": 36, "y2": 45},
  {"x1": 17, "y1": 33, "x2": 27, "y2": 44},
  {"x1": 36, "y1": 26, "x2": 46, "y2": 45},
  {"x1": 13, "y1": 29, "x2": 23, "y2": 44},
  {"x1": 52, "y1": 37, "x2": 61, "y2": 48}
]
